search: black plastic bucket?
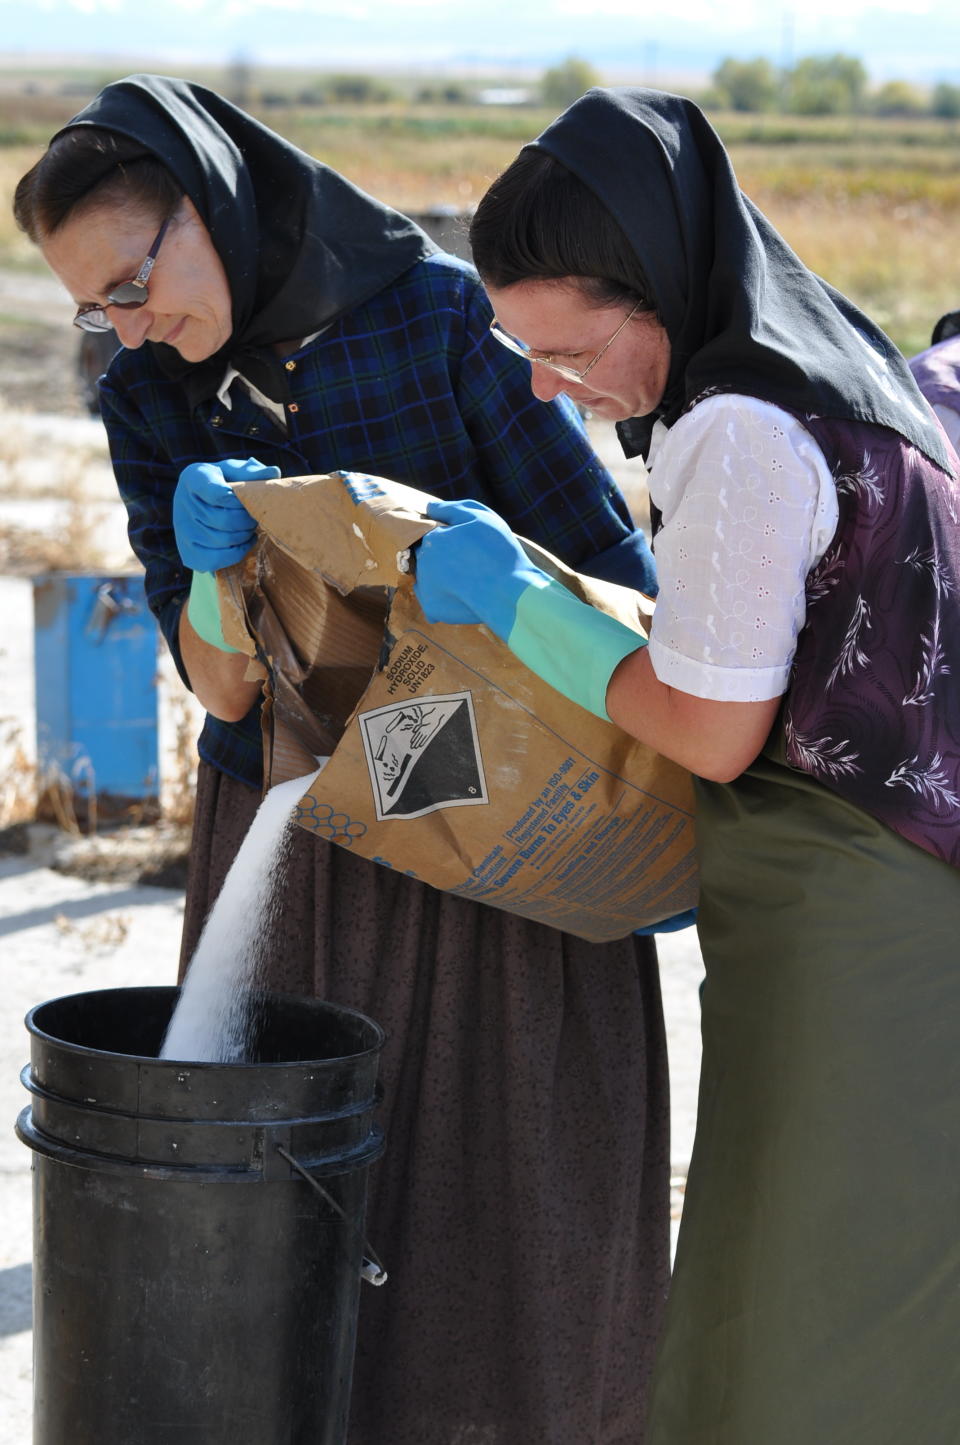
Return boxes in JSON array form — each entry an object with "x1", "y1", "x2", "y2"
[{"x1": 16, "y1": 985, "x2": 385, "y2": 1445}]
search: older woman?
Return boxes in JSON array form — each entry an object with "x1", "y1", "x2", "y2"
[
  {"x1": 15, "y1": 76, "x2": 669, "y2": 1445},
  {"x1": 415, "y1": 87, "x2": 960, "y2": 1445}
]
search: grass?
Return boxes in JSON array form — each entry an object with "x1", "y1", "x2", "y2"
[{"x1": 0, "y1": 716, "x2": 34, "y2": 826}]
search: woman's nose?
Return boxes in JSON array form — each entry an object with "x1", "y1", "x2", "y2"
[
  {"x1": 109, "y1": 306, "x2": 152, "y2": 350},
  {"x1": 529, "y1": 365, "x2": 569, "y2": 404}
]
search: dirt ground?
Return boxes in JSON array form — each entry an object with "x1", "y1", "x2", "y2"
[{"x1": 0, "y1": 267, "x2": 88, "y2": 415}]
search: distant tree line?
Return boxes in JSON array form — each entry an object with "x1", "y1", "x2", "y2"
[
  {"x1": 709, "y1": 54, "x2": 960, "y2": 118},
  {"x1": 230, "y1": 52, "x2": 960, "y2": 120},
  {"x1": 252, "y1": 60, "x2": 598, "y2": 110},
  {"x1": 258, "y1": 73, "x2": 400, "y2": 107}
]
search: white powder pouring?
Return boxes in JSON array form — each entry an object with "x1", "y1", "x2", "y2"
[{"x1": 160, "y1": 765, "x2": 325, "y2": 1063}]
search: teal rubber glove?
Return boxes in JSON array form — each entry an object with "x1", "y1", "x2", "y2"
[
  {"x1": 186, "y1": 569, "x2": 239, "y2": 652},
  {"x1": 174, "y1": 457, "x2": 281, "y2": 573},
  {"x1": 414, "y1": 498, "x2": 646, "y2": 719}
]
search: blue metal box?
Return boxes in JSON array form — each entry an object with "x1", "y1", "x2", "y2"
[{"x1": 33, "y1": 573, "x2": 159, "y2": 817}]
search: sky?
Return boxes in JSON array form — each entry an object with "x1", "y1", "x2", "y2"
[{"x1": 0, "y1": 0, "x2": 958, "y2": 86}]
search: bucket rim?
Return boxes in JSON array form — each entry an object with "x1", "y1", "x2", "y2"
[
  {"x1": 16, "y1": 1103, "x2": 387, "y2": 1181},
  {"x1": 23, "y1": 984, "x2": 386, "y2": 1069}
]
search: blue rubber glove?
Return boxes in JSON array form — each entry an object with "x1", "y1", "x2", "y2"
[
  {"x1": 415, "y1": 498, "x2": 546, "y2": 635},
  {"x1": 415, "y1": 498, "x2": 647, "y2": 720},
  {"x1": 634, "y1": 908, "x2": 698, "y2": 936},
  {"x1": 173, "y1": 457, "x2": 281, "y2": 573}
]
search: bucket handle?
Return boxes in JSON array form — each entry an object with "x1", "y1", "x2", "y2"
[{"x1": 276, "y1": 1144, "x2": 387, "y2": 1286}]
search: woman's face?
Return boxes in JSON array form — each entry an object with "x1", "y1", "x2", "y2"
[
  {"x1": 485, "y1": 278, "x2": 671, "y2": 422},
  {"x1": 40, "y1": 195, "x2": 233, "y2": 363}
]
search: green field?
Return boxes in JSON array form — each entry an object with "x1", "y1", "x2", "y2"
[{"x1": 0, "y1": 84, "x2": 956, "y2": 358}]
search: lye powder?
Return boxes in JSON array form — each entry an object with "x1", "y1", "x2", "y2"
[{"x1": 160, "y1": 766, "x2": 324, "y2": 1063}]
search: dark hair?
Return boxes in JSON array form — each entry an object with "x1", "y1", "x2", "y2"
[
  {"x1": 13, "y1": 127, "x2": 181, "y2": 243},
  {"x1": 469, "y1": 148, "x2": 658, "y2": 317},
  {"x1": 932, "y1": 310, "x2": 960, "y2": 346}
]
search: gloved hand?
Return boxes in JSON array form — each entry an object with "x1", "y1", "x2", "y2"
[
  {"x1": 414, "y1": 497, "x2": 547, "y2": 638},
  {"x1": 173, "y1": 457, "x2": 281, "y2": 573},
  {"x1": 415, "y1": 497, "x2": 646, "y2": 720},
  {"x1": 175, "y1": 457, "x2": 281, "y2": 652}
]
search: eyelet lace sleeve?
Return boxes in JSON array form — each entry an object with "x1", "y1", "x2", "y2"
[{"x1": 646, "y1": 394, "x2": 839, "y2": 701}]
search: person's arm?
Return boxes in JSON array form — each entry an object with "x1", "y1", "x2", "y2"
[
  {"x1": 413, "y1": 497, "x2": 781, "y2": 781},
  {"x1": 177, "y1": 602, "x2": 263, "y2": 722},
  {"x1": 605, "y1": 647, "x2": 781, "y2": 781},
  {"x1": 415, "y1": 396, "x2": 836, "y2": 781},
  {"x1": 170, "y1": 458, "x2": 282, "y2": 719}
]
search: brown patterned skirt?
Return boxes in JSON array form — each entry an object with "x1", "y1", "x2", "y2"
[{"x1": 181, "y1": 761, "x2": 671, "y2": 1445}]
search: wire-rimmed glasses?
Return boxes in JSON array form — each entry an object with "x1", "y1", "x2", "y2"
[{"x1": 489, "y1": 302, "x2": 642, "y2": 385}]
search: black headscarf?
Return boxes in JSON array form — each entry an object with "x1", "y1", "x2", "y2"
[
  {"x1": 531, "y1": 87, "x2": 951, "y2": 471},
  {"x1": 56, "y1": 74, "x2": 437, "y2": 408}
]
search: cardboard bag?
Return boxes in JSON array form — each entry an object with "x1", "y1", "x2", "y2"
[{"x1": 219, "y1": 471, "x2": 697, "y2": 943}]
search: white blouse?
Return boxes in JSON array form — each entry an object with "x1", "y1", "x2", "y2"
[{"x1": 645, "y1": 394, "x2": 839, "y2": 702}]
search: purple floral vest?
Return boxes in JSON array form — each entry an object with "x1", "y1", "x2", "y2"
[
  {"x1": 783, "y1": 411, "x2": 960, "y2": 867},
  {"x1": 908, "y1": 336, "x2": 960, "y2": 416}
]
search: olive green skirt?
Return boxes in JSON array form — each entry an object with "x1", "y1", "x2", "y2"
[{"x1": 648, "y1": 742, "x2": 960, "y2": 1445}]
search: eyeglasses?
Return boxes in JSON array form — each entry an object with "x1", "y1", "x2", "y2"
[
  {"x1": 489, "y1": 302, "x2": 642, "y2": 385},
  {"x1": 72, "y1": 215, "x2": 173, "y2": 333}
]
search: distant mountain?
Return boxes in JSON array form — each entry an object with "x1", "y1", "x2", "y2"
[{"x1": 0, "y1": 2, "x2": 957, "y2": 87}]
